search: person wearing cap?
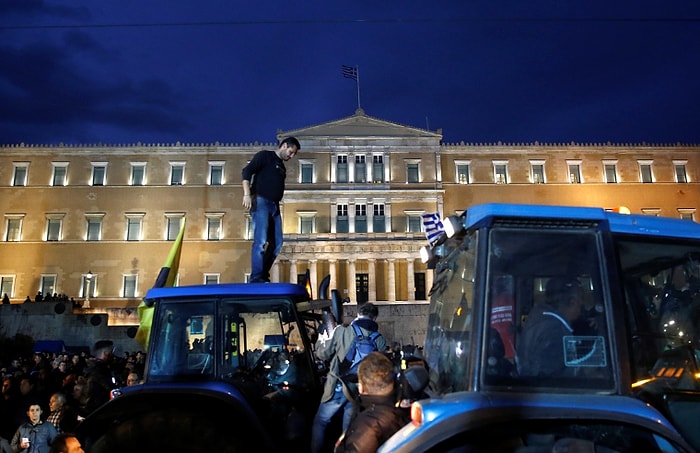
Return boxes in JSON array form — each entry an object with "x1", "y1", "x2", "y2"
[{"x1": 516, "y1": 276, "x2": 585, "y2": 377}]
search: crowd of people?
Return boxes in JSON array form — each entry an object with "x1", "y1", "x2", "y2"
[
  {"x1": 0, "y1": 299, "x2": 426, "y2": 453},
  {"x1": 0, "y1": 341, "x2": 145, "y2": 451},
  {"x1": 2, "y1": 291, "x2": 82, "y2": 309}
]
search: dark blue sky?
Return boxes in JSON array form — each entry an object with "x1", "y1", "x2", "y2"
[{"x1": 1, "y1": 1, "x2": 699, "y2": 146}]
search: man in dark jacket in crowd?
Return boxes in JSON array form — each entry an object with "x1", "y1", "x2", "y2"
[
  {"x1": 334, "y1": 352, "x2": 408, "y2": 453},
  {"x1": 84, "y1": 340, "x2": 116, "y2": 415}
]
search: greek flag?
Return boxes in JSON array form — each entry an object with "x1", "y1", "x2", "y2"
[
  {"x1": 422, "y1": 212, "x2": 444, "y2": 246},
  {"x1": 342, "y1": 65, "x2": 358, "y2": 80}
]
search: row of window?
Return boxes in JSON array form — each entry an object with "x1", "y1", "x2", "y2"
[
  {"x1": 9, "y1": 157, "x2": 691, "y2": 187},
  {"x1": 0, "y1": 272, "x2": 224, "y2": 300},
  {"x1": 4, "y1": 203, "x2": 696, "y2": 243},
  {"x1": 2, "y1": 207, "x2": 430, "y2": 242},
  {"x1": 456, "y1": 160, "x2": 690, "y2": 184},
  {"x1": 1, "y1": 270, "x2": 429, "y2": 302}
]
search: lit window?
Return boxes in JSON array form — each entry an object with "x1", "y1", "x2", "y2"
[
  {"x1": 12, "y1": 163, "x2": 28, "y2": 187},
  {"x1": 126, "y1": 214, "x2": 145, "y2": 241},
  {"x1": 40, "y1": 275, "x2": 56, "y2": 297},
  {"x1": 300, "y1": 161, "x2": 314, "y2": 184},
  {"x1": 209, "y1": 162, "x2": 224, "y2": 185},
  {"x1": 493, "y1": 161, "x2": 508, "y2": 184},
  {"x1": 354, "y1": 155, "x2": 366, "y2": 183},
  {"x1": 406, "y1": 160, "x2": 421, "y2": 183},
  {"x1": 165, "y1": 215, "x2": 184, "y2": 241},
  {"x1": 530, "y1": 161, "x2": 545, "y2": 184},
  {"x1": 46, "y1": 215, "x2": 64, "y2": 241},
  {"x1": 673, "y1": 161, "x2": 688, "y2": 183},
  {"x1": 170, "y1": 162, "x2": 186, "y2": 185},
  {"x1": 52, "y1": 163, "x2": 68, "y2": 186},
  {"x1": 4, "y1": 216, "x2": 23, "y2": 242},
  {"x1": 355, "y1": 204, "x2": 367, "y2": 233},
  {"x1": 86, "y1": 214, "x2": 104, "y2": 241},
  {"x1": 297, "y1": 211, "x2": 316, "y2": 234},
  {"x1": 91, "y1": 163, "x2": 107, "y2": 186},
  {"x1": 638, "y1": 160, "x2": 654, "y2": 183},
  {"x1": 206, "y1": 213, "x2": 224, "y2": 240},
  {"x1": 641, "y1": 208, "x2": 661, "y2": 216},
  {"x1": 336, "y1": 155, "x2": 348, "y2": 183},
  {"x1": 372, "y1": 155, "x2": 384, "y2": 183},
  {"x1": 407, "y1": 215, "x2": 422, "y2": 232},
  {"x1": 82, "y1": 273, "x2": 96, "y2": 299},
  {"x1": 130, "y1": 163, "x2": 147, "y2": 186},
  {"x1": 122, "y1": 275, "x2": 137, "y2": 298},
  {"x1": 0, "y1": 276, "x2": 15, "y2": 298},
  {"x1": 603, "y1": 161, "x2": 618, "y2": 183},
  {"x1": 204, "y1": 274, "x2": 219, "y2": 285},
  {"x1": 336, "y1": 204, "x2": 349, "y2": 233},
  {"x1": 678, "y1": 209, "x2": 695, "y2": 221},
  {"x1": 455, "y1": 161, "x2": 470, "y2": 184},
  {"x1": 567, "y1": 161, "x2": 582, "y2": 184},
  {"x1": 373, "y1": 204, "x2": 386, "y2": 233}
]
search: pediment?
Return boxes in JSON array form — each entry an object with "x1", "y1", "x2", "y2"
[{"x1": 280, "y1": 109, "x2": 441, "y2": 139}]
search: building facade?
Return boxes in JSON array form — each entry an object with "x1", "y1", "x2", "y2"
[{"x1": 1, "y1": 109, "x2": 698, "y2": 310}]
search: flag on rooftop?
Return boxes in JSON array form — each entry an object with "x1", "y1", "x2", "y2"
[
  {"x1": 342, "y1": 65, "x2": 358, "y2": 81},
  {"x1": 422, "y1": 212, "x2": 444, "y2": 247}
]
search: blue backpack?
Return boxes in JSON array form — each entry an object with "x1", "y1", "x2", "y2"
[{"x1": 338, "y1": 323, "x2": 381, "y2": 380}]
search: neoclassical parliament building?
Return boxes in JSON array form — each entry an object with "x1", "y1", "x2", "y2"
[{"x1": 1, "y1": 109, "x2": 699, "y2": 307}]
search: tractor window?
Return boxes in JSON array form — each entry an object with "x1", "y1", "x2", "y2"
[
  {"x1": 484, "y1": 228, "x2": 614, "y2": 391},
  {"x1": 149, "y1": 301, "x2": 216, "y2": 380},
  {"x1": 617, "y1": 238, "x2": 700, "y2": 389},
  {"x1": 424, "y1": 234, "x2": 477, "y2": 394}
]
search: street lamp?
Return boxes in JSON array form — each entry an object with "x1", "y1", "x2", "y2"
[{"x1": 84, "y1": 270, "x2": 94, "y2": 309}]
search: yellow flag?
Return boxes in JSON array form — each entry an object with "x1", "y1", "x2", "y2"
[{"x1": 135, "y1": 219, "x2": 186, "y2": 349}]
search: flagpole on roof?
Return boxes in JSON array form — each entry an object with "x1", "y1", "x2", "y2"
[
  {"x1": 342, "y1": 64, "x2": 361, "y2": 111},
  {"x1": 355, "y1": 65, "x2": 361, "y2": 110}
]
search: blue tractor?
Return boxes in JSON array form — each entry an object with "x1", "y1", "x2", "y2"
[
  {"x1": 76, "y1": 281, "x2": 342, "y2": 453},
  {"x1": 382, "y1": 203, "x2": 700, "y2": 453}
]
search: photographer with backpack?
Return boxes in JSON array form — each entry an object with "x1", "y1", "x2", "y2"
[{"x1": 311, "y1": 303, "x2": 386, "y2": 453}]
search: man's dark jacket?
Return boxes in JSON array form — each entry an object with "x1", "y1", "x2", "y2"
[{"x1": 334, "y1": 393, "x2": 409, "y2": 453}]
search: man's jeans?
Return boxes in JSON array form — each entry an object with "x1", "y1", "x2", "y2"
[
  {"x1": 250, "y1": 196, "x2": 283, "y2": 282},
  {"x1": 310, "y1": 384, "x2": 353, "y2": 453}
]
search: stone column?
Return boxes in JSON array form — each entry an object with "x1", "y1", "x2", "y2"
[
  {"x1": 387, "y1": 259, "x2": 396, "y2": 302},
  {"x1": 384, "y1": 201, "x2": 392, "y2": 234},
  {"x1": 347, "y1": 259, "x2": 356, "y2": 303},
  {"x1": 329, "y1": 259, "x2": 337, "y2": 291},
  {"x1": 349, "y1": 201, "x2": 356, "y2": 233},
  {"x1": 330, "y1": 202, "x2": 337, "y2": 233},
  {"x1": 368, "y1": 259, "x2": 377, "y2": 302},
  {"x1": 426, "y1": 269, "x2": 434, "y2": 300},
  {"x1": 310, "y1": 259, "x2": 318, "y2": 294},
  {"x1": 407, "y1": 259, "x2": 415, "y2": 302},
  {"x1": 271, "y1": 261, "x2": 280, "y2": 283},
  {"x1": 367, "y1": 201, "x2": 374, "y2": 233},
  {"x1": 289, "y1": 260, "x2": 297, "y2": 284}
]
